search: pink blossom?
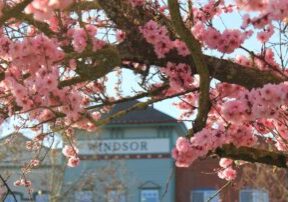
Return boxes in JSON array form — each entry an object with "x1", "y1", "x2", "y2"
[
  {"x1": 20, "y1": 179, "x2": 32, "y2": 187},
  {"x1": 174, "y1": 39, "x2": 190, "y2": 56},
  {"x1": 62, "y1": 145, "x2": 79, "y2": 158},
  {"x1": 218, "y1": 167, "x2": 237, "y2": 181},
  {"x1": 30, "y1": 159, "x2": 40, "y2": 167},
  {"x1": 139, "y1": 20, "x2": 174, "y2": 58},
  {"x1": 129, "y1": 0, "x2": 145, "y2": 7},
  {"x1": 257, "y1": 24, "x2": 274, "y2": 43},
  {"x1": 161, "y1": 62, "x2": 195, "y2": 91},
  {"x1": 25, "y1": 0, "x2": 73, "y2": 21},
  {"x1": 67, "y1": 156, "x2": 80, "y2": 167},
  {"x1": 116, "y1": 30, "x2": 126, "y2": 43},
  {"x1": 13, "y1": 180, "x2": 21, "y2": 186},
  {"x1": 70, "y1": 28, "x2": 87, "y2": 53},
  {"x1": 192, "y1": 23, "x2": 249, "y2": 54},
  {"x1": 219, "y1": 158, "x2": 233, "y2": 168}
]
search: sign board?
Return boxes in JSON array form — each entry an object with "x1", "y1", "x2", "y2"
[{"x1": 78, "y1": 138, "x2": 170, "y2": 155}]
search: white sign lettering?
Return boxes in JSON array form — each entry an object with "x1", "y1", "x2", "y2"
[{"x1": 78, "y1": 138, "x2": 170, "y2": 155}]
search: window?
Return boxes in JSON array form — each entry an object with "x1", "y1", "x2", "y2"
[
  {"x1": 110, "y1": 128, "x2": 124, "y2": 139},
  {"x1": 191, "y1": 190, "x2": 220, "y2": 202},
  {"x1": 157, "y1": 127, "x2": 172, "y2": 138},
  {"x1": 75, "y1": 191, "x2": 93, "y2": 202},
  {"x1": 240, "y1": 189, "x2": 269, "y2": 202},
  {"x1": 107, "y1": 190, "x2": 126, "y2": 202},
  {"x1": 35, "y1": 193, "x2": 49, "y2": 202},
  {"x1": 140, "y1": 189, "x2": 160, "y2": 202},
  {"x1": 4, "y1": 194, "x2": 21, "y2": 202}
]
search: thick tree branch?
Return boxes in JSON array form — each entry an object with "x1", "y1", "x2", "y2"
[
  {"x1": 216, "y1": 144, "x2": 288, "y2": 168},
  {"x1": 119, "y1": 42, "x2": 284, "y2": 89},
  {"x1": 68, "y1": 1, "x2": 101, "y2": 11},
  {"x1": 168, "y1": 0, "x2": 211, "y2": 134},
  {"x1": 117, "y1": 37, "x2": 284, "y2": 90}
]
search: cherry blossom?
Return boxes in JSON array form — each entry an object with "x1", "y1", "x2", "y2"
[{"x1": 67, "y1": 156, "x2": 80, "y2": 167}]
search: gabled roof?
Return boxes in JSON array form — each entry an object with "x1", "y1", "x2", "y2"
[{"x1": 104, "y1": 100, "x2": 179, "y2": 125}]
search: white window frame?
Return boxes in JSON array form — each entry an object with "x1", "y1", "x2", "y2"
[
  {"x1": 140, "y1": 189, "x2": 160, "y2": 202},
  {"x1": 191, "y1": 189, "x2": 220, "y2": 202},
  {"x1": 74, "y1": 190, "x2": 93, "y2": 202},
  {"x1": 239, "y1": 189, "x2": 269, "y2": 202},
  {"x1": 107, "y1": 189, "x2": 126, "y2": 202}
]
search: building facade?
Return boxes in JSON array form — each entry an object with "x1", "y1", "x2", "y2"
[
  {"x1": 176, "y1": 153, "x2": 278, "y2": 202},
  {"x1": 62, "y1": 100, "x2": 186, "y2": 202}
]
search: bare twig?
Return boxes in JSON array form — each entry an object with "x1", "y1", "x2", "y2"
[{"x1": 0, "y1": 174, "x2": 17, "y2": 202}]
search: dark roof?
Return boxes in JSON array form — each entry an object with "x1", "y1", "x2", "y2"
[{"x1": 104, "y1": 100, "x2": 178, "y2": 125}]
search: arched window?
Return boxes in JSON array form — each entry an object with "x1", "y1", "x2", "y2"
[
  {"x1": 140, "y1": 189, "x2": 160, "y2": 202},
  {"x1": 139, "y1": 181, "x2": 161, "y2": 202}
]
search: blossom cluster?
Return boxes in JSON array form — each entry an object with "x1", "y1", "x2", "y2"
[
  {"x1": 192, "y1": 23, "x2": 251, "y2": 54},
  {"x1": 172, "y1": 125, "x2": 257, "y2": 167},
  {"x1": 257, "y1": 24, "x2": 274, "y2": 43},
  {"x1": 236, "y1": 0, "x2": 288, "y2": 22},
  {"x1": 139, "y1": 20, "x2": 175, "y2": 58},
  {"x1": 67, "y1": 25, "x2": 105, "y2": 53},
  {"x1": 62, "y1": 145, "x2": 80, "y2": 167},
  {"x1": 189, "y1": 0, "x2": 288, "y2": 50},
  {"x1": 192, "y1": 0, "x2": 224, "y2": 22},
  {"x1": 161, "y1": 62, "x2": 194, "y2": 91},
  {"x1": 0, "y1": 29, "x2": 106, "y2": 132},
  {"x1": 139, "y1": 20, "x2": 190, "y2": 58},
  {"x1": 25, "y1": 0, "x2": 74, "y2": 21},
  {"x1": 235, "y1": 48, "x2": 280, "y2": 73},
  {"x1": 217, "y1": 158, "x2": 237, "y2": 181},
  {"x1": 14, "y1": 179, "x2": 32, "y2": 187},
  {"x1": 220, "y1": 82, "x2": 288, "y2": 150},
  {"x1": 236, "y1": 0, "x2": 288, "y2": 42},
  {"x1": 174, "y1": 80, "x2": 288, "y2": 171},
  {"x1": 221, "y1": 82, "x2": 288, "y2": 122}
]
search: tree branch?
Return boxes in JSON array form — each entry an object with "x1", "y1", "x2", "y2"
[
  {"x1": 85, "y1": 84, "x2": 170, "y2": 110},
  {"x1": 91, "y1": 88, "x2": 198, "y2": 127},
  {"x1": 0, "y1": 174, "x2": 17, "y2": 202},
  {"x1": 168, "y1": 0, "x2": 211, "y2": 134},
  {"x1": 15, "y1": 13, "x2": 55, "y2": 37},
  {"x1": 0, "y1": 0, "x2": 33, "y2": 26},
  {"x1": 215, "y1": 144, "x2": 288, "y2": 168}
]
